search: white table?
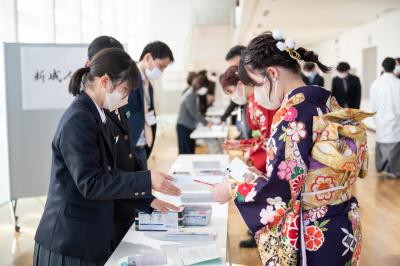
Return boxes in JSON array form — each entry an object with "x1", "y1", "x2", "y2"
[
  {"x1": 190, "y1": 125, "x2": 228, "y2": 154},
  {"x1": 206, "y1": 103, "x2": 228, "y2": 117},
  {"x1": 105, "y1": 155, "x2": 230, "y2": 266}
]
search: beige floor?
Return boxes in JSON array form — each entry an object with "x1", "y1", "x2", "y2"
[{"x1": 0, "y1": 126, "x2": 399, "y2": 266}]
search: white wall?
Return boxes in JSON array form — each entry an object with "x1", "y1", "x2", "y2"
[{"x1": 310, "y1": 10, "x2": 400, "y2": 130}]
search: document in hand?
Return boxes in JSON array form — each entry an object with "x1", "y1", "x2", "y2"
[{"x1": 225, "y1": 157, "x2": 257, "y2": 183}]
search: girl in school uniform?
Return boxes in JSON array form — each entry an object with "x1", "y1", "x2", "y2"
[{"x1": 34, "y1": 47, "x2": 180, "y2": 266}]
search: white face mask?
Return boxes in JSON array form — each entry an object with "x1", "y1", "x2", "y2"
[
  {"x1": 338, "y1": 72, "x2": 348, "y2": 79},
  {"x1": 304, "y1": 71, "x2": 316, "y2": 79},
  {"x1": 103, "y1": 81, "x2": 128, "y2": 111},
  {"x1": 145, "y1": 57, "x2": 163, "y2": 80},
  {"x1": 253, "y1": 76, "x2": 282, "y2": 110},
  {"x1": 230, "y1": 85, "x2": 247, "y2": 105},
  {"x1": 197, "y1": 86, "x2": 208, "y2": 96},
  {"x1": 394, "y1": 65, "x2": 400, "y2": 75}
]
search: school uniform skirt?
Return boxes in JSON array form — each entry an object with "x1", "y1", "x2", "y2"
[{"x1": 33, "y1": 243, "x2": 99, "y2": 266}]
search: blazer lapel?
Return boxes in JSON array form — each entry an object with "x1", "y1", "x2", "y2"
[{"x1": 78, "y1": 92, "x2": 115, "y2": 157}]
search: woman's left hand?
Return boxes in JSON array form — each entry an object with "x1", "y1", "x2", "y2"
[{"x1": 210, "y1": 182, "x2": 232, "y2": 204}]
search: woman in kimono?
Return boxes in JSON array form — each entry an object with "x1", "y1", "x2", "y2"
[
  {"x1": 222, "y1": 65, "x2": 277, "y2": 173},
  {"x1": 211, "y1": 30, "x2": 371, "y2": 266}
]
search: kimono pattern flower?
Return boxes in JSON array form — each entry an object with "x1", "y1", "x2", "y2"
[{"x1": 231, "y1": 86, "x2": 372, "y2": 266}]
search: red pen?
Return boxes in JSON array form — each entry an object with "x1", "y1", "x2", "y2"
[{"x1": 193, "y1": 179, "x2": 215, "y2": 187}]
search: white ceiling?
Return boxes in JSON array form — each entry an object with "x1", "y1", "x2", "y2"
[{"x1": 236, "y1": 0, "x2": 400, "y2": 47}]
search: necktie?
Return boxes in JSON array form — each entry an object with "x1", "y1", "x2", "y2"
[{"x1": 143, "y1": 80, "x2": 153, "y2": 148}]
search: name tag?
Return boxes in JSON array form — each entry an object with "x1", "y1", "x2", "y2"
[{"x1": 145, "y1": 110, "x2": 157, "y2": 126}]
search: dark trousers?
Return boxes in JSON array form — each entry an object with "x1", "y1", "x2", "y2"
[
  {"x1": 132, "y1": 146, "x2": 148, "y2": 170},
  {"x1": 176, "y1": 124, "x2": 195, "y2": 154}
]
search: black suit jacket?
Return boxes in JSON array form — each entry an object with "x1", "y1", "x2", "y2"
[
  {"x1": 105, "y1": 109, "x2": 154, "y2": 246},
  {"x1": 123, "y1": 74, "x2": 157, "y2": 160},
  {"x1": 331, "y1": 74, "x2": 361, "y2": 109},
  {"x1": 302, "y1": 73, "x2": 324, "y2": 87},
  {"x1": 35, "y1": 92, "x2": 152, "y2": 264}
]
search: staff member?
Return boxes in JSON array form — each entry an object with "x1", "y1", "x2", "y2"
[
  {"x1": 34, "y1": 48, "x2": 180, "y2": 266},
  {"x1": 85, "y1": 36, "x2": 177, "y2": 247},
  {"x1": 331, "y1": 62, "x2": 362, "y2": 108},
  {"x1": 124, "y1": 41, "x2": 174, "y2": 170},
  {"x1": 177, "y1": 74, "x2": 211, "y2": 154}
]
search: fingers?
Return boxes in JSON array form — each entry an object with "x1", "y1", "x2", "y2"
[
  {"x1": 163, "y1": 181, "x2": 181, "y2": 196},
  {"x1": 161, "y1": 172, "x2": 174, "y2": 181},
  {"x1": 164, "y1": 202, "x2": 180, "y2": 211}
]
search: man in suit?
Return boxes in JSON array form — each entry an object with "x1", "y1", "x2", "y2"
[
  {"x1": 331, "y1": 62, "x2": 362, "y2": 109},
  {"x1": 124, "y1": 41, "x2": 174, "y2": 170},
  {"x1": 302, "y1": 62, "x2": 324, "y2": 86}
]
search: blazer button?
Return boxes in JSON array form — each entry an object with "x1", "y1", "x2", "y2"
[
  {"x1": 134, "y1": 192, "x2": 139, "y2": 196},
  {"x1": 128, "y1": 153, "x2": 133, "y2": 159},
  {"x1": 141, "y1": 192, "x2": 146, "y2": 196},
  {"x1": 107, "y1": 166, "x2": 111, "y2": 171},
  {"x1": 124, "y1": 135, "x2": 128, "y2": 140}
]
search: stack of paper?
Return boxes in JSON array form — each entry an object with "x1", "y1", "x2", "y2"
[{"x1": 183, "y1": 204, "x2": 212, "y2": 226}]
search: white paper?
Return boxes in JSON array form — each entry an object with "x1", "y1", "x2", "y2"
[
  {"x1": 178, "y1": 244, "x2": 221, "y2": 265},
  {"x1": 225, "y1": 157, "x2": 257, "y2": 183},
  {"x1": 145, "y1": 110, "x2": 157, "y2": 126},
  {"x1": 20, "y1": 46, "x2": 87, "y2": 110}
]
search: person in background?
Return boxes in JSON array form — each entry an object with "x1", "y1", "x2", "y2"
[
  {"x1": 331, "y1": 62, "x2": 362, "y2": 108},
  {"x1": 370, "y1": 57, "x2": 400, "y2": 179},
  {"x1": 302, "y1": 62, "x2": 324, "y2": 86},
  {"x1": 176, "y1": 74, "x2": 211, "y2": 154},
  {"x1": 221, "y1": 45, "x2": 246, "y2": 123},
  {"x1": 197, "y1": 70, "x2": 215, "y2": 114},
  {"x1": 124, "y1": 41, "x2": 174, "y2": 170},
  {"x1": 182, "y1": 71, "x2": 196, "y2": 95},
  {"x1": 34, "y1": 48, "x2": 180, "y2": 266},
  {"x1": 394, "y1": 57, "x2": 400, "y2": 78},
  {"x1": 211, "y1": 30, "x2": 370, "y2": 265},
  {"x1": 221, "y1": 65, "x2": 278, "y2": 248}
]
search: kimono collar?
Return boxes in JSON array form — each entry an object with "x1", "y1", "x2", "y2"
[{"x1": 287, "y1": 85, "x2": 331, "y2": 106}]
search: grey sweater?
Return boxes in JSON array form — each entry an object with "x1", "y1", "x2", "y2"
[{"x1": 177, "y1": 87, "x2": 208, "y2": 129}]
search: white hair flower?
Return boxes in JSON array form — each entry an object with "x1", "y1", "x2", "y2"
[
  {"x1": 276, "y1": 41, "x2": 287, "y2": 51},
  {"x1": 272, "y1": 29, "x2": 284, "y2": 40},
  {"x1": 285, "y1": 38, "x2": 296, "y2": 49}
]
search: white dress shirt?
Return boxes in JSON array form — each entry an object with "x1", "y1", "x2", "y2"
[
  {"x1": 370, "y1": 72, "x2": 400, "y2": 143},
  {"x1": 90, "y1": 97, "x2": 106, "y2": 123}
]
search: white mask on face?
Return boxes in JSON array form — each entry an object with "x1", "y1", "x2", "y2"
[
  {"x1": 394, "y1": 65, "x2": 400, "y2": 76},
  {"x1": 145, "y1": 57, "x2": 163, "y2": 80},
  {"x1": 338, "y1": 72, "x2": 348, "y2": 79},
  {"x1": 230, "y1": 85, "x2": 247, "y2": 105},
  {"x1": 197, "y1": 86, "x2": 208, "y2": 96},
  {"x1": 253, "y1": 76, "x2": 282, "y2": 110},
  {"x1": 103, "y1": 81, "x2": 128, "y2": 111}
]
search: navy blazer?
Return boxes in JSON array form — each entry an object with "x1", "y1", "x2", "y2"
[
  {"x1": 35, "y1": 92, "x2": 152, "y2": 264},
  {"x1": 105, "y1": 109, "x2": 154, "y2": 246},
  {"x1": 123, "y1": 74, "x2": 157, "y2": 157}
]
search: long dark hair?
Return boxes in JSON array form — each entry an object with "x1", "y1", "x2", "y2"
[
  {"x1": 69, "y1": 48, "x2": 138, "y2": 96},
  {"x1": 239, "y1": 31, "x2": 330, "y2": 95}
]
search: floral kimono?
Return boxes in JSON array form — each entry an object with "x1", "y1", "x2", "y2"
[
  {"x1": 240, "y1": 94, "x2": 277, "y2": 172},
  {"x1": 231, "y1": 86, "x2": 373, "y2": 266}
]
